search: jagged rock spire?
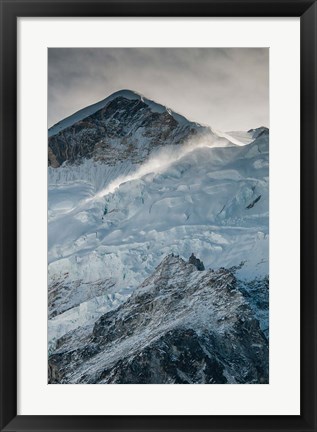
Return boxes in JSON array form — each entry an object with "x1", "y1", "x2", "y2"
[{"x1": 188, "y1": 253, "x2": 205, "y2": 271}]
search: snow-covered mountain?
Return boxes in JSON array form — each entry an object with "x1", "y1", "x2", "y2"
[
  {"x1": 49, "y1": 254, "x2": 268, "y2": 384},
  {"x1": 48, "y1": 90, "x2": 269, "y2": 383},
  {"x1": 48, "y1": 89, "x2": 238, "y2": 168}
]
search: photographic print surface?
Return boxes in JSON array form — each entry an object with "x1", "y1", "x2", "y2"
[{"x1": 48, "y1": 48, "x2": 269, "y2": 384}]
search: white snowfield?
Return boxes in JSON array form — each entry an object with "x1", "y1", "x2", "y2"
[{"x1": 48, "y1": 129, "x2": 268, "y2": 347}]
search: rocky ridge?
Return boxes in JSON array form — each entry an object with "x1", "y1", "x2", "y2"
[{"x1": 48, "y1": 254, "x2": 268, "y2": 384}]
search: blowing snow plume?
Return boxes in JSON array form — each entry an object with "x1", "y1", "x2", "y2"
[{"x1": 95, "y1": 135, "x2": 235, "y2": 199}]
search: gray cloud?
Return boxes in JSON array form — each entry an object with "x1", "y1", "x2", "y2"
[{"x1": 48, "y1": 48, "x2": 269, "y2": 132}]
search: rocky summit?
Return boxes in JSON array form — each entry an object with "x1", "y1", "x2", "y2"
[
  {"x1": 48, "y1": 89, "x2": 214, "y2": 167},
  {"x1": 48, "y1": 254, "x2": 268, "y2": 384}
]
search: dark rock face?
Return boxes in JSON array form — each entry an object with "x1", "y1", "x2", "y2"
[
  {"x1": 91, "y1": 329, "x2": 228, "y2": 384},
  {"x1": 48, "y1": 95, "x2": 210, "y2": 167},
  {"x1": 248, "y1": 126, "x2": 269, "y2": 139},
  {"x1": 246, "y1": 194, "x2": 262, "y2": 209},
  {"x1": 188, "y1": 253, "x2": 205, "y2": 271},
  {"x1": 48, "y1": 255, "x2": 268, "y2": 384},
  {"x1": 237, "y1": 276, "x2": 269, "y2": 338}
]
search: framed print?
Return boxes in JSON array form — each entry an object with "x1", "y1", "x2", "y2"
[
  {"x1": 0, "y1": 0, "x2": 316, "y2": 431},
  {"x1": 47, "y1": 46, "x2": 270, "y2": 386}
]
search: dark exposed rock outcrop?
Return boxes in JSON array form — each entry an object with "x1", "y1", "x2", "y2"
[{"x1": 188, "y1": 253, "x2": 205, "y2": 271}]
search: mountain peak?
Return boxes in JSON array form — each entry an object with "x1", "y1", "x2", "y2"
[
  {"x1": 48, "y1": 89, "x2": 141, "y2": 137},
  {"x1": 48, "y1": 89, "x2": 194, "y2": 139},
  {"x1": 107, "y1": 88, "x2": 142, "y2": 99},
  {"x1": 48, "y1": 90, "x2": 210, "y2": 167}
]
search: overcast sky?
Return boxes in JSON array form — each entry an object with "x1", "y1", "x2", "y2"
[{"x1": 48, "y1": 48, "x2": 269, "y2": 132}]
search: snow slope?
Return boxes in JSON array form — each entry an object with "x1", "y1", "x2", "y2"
[
  {"x1": 48, "y1": 130, "x2": 269, "y2": 346},
  {"x1": 48, "y1": 90, "x2": 269, "y2": 351}
]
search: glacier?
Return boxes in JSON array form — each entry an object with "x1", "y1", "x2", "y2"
[{"x1": 48, "y1": 90, "x2": 269, "y2": 382}]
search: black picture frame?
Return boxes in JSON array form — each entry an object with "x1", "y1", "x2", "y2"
[{"x1": 0, "y1": 0, "x2": 316, "y2": 431}]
